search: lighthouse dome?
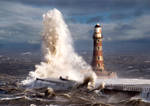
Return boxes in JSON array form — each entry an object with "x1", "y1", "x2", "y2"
[{"x1": 95, "y1": 23, "x2": 101, "y2": 28}]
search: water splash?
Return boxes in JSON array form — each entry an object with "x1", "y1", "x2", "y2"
[{"x1": 22, "y1": 9, "x2": 96, "y2": 85}]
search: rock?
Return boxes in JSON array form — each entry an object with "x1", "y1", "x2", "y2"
[
  {"x1": 44, "y1": 87, "x2": 55, "y2": 97},
  {"x1": 89, "y1": 82, "x2": 105, "y2": 93}
]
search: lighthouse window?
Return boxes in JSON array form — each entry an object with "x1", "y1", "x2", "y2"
[
  {"x1": 97, "y1": 56, "x2": 103, "y2": 60},
  {"x1": 97, "y1": 46, "x2": 102, "y2": 51},
  {"x1": 96, "y1": 39, "x2": 102, "y2": 43},
  {"x1": 97, "y1": 39, "x2": 100, "y2": 43},
  {"x1": 97, "y1": 56, "x2": 100, "y2": 60},
  {"x1": 97, "y1": 63, "x2": 100, "y2": 67}
]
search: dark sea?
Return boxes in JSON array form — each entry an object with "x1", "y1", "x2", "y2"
[{"x1": 0, "y1": 42, "x2": 150, "y2": 106}]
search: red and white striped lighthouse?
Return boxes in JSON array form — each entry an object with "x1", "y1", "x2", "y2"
[
  {"x1": 92, "y1": 24, "x2": 117, "y2": 78},
  {"x1": 92, "y1": 23, "x2": 104, "y2": 72}
]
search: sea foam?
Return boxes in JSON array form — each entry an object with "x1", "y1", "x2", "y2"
[{"x1": 22, "y1": 9, "x2": 96, "y2": 86}]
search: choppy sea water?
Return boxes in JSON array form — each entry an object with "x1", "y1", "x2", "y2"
[
  {"x1": 0, "y1": 75, "x2": 150, "y2": 106},
  {"x1": 1, "y1": 8, "x2": 150, "y2": 106}
]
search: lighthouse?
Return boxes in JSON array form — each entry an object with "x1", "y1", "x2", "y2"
[
  {"x1": 92, "y1": 23, "x2": 116, "y2": 77},
  {"x1": 92, "y1": 23, "x2": 104, "y2": 72}
]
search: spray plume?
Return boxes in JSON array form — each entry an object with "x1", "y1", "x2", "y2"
[{"x1": 22, "y1": 9, "x2": 96, "y2": 85}]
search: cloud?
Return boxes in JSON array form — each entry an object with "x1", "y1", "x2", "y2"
[
  {"x1": 86, "y1": 16, "x2": 103, "y2": 24},
  {"x1": 0, "y1": 0, "x2": 150, "y2": 45},
  {"x1": 134, "y1": 9, "x2": 145, "y2": 17},
  {"x1": 0, "y1": 1, "x2": 45, "y2": 43},
  {"x1": 2, "y1": 0, "x2": 150, "y2": 15},
  {"x1": 68, "y1": 23, "x2": 93, "y2": 41},
  {"x1": 68, "y1": 14, "x2": 150, "y2": 42},
  {"x1": 109, "y1": 13, "x2": 131, "y2": 21},
  {"x1": 103, "y1": 14, "x2": 150, "y2": 41},
  {"x1": 114, "y1": 24, "x2": 136, "y2": 31}
]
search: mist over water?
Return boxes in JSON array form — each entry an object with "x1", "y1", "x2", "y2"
[{"x1": 22, "y1": 9, "x2": 96, "y2": 85}]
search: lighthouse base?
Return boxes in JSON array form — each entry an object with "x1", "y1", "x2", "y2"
[{"x1": 94, "y1": 70, "x2": 117, "y2": 79}]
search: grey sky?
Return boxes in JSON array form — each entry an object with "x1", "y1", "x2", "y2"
[{"x1": 0, "y1": 0, "x2": 150, "y2": 44}]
